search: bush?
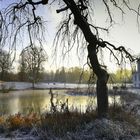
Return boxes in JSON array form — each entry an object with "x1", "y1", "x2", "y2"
[{"x1": 7, "y1": 113, "x2": 40, "y2": 130}]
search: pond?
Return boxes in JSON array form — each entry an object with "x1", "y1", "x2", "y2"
[{"x1": 0, "y1": 90, "x2": 121, "y2": 115}]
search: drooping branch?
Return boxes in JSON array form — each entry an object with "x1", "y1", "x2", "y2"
[
  {"x1": 63, "y1": 0, "x2": 97, "y2": 44},
  {"x1": 123, "y1": 0, "x2": 140, "y2": 16},
  {"x1": 103, "y1": 41, "x2": 137, "y2": 62},
  {"x1": 110, "y1": 0, "x2": 125, "y2": 15},
  {"x1": 55, "y1": 0, "x2": 138, "y2": 77},
  {"x1": 102, "y1": 0, "x2": 113, "y2": 23},
  {"x1": 1, "y1": 0, "x2": 140, "y2": 64},
  {"x1": 0, "y1": 0, "x2": 48, "y2": 61}
]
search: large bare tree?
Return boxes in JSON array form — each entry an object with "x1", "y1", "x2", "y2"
[
  {"x1": 0, "y1": 0, "x2": 139, "y2": 117},
  {"x1": 19, "y1": 45, "x2": 47, "y2": 88}
]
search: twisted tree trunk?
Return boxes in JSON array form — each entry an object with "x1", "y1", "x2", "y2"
[
  {"x1": 63, "y1": 0, "x2": 109, "y2": 117},
  {"x1": 88, "y1": 44, "x2": 109, "y2": 117}
]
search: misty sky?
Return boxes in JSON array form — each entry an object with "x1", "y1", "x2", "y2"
[{"x1": 0, "y1": 0, "x2": 140, "y2": 72}]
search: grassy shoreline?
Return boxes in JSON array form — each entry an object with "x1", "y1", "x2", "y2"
[{"x1": 0, "y1": 104, "x2": 139, "y2": 139}]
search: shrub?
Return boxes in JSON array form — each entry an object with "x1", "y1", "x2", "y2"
[{"x1": 7, "y1": 113, "x2": 40, "y2": 130}]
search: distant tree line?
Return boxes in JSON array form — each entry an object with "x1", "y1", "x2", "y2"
[
  {"x1": 43, "y1": 67, "x2": 92, "y2": 84},
  {"x1": 0, "y1": 49, "x2": 132, "y2": 84},
  {"x1": 43, "y1": 67, "x2": 132, "y2": 84},
  {"x1": 1, "y1": 67, "x2": 132, "y2": 85}
]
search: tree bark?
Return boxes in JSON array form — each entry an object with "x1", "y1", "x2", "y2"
[
  {"x1": 96, "y1": 74, "x2": 109, "y2": 117},
  {"x1": 88, "y1": 44, "x2": 109, "y2": 117}
]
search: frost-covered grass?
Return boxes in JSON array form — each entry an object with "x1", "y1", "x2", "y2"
[
  {"x1": 109, "y1": 105, "x2": 139, "y2": 128},
  {"x1": 41, "y1": 105, "x2": 140, "y2": 137},
  {"x1": 0, "y1": 104, "x2": 139, "y2": 139},
  {"x1": 40, "y1": 111, "x2": 97, "y2": 136}
]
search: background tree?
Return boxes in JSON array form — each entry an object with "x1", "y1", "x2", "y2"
[
  {"x1": 54, "y1": 67, "x2": 66, "y2": 83},
  {"x1": 0, "y1": 0, "x2": 139, "y2": 117},
  {"x1": 19, "y1": 45, "x2": 47, "y2": 88},
  {"x1": 18, "y1": 52, "x2": 28, "y2": 82},
  {"x1": 0, "y1": 49, "x2": 12, "y2": 81},
  {"x1": 54, "y1": 69, "x2": 60, "y2": 83},
  {"x1": 59, "y1": 67, "x2": 66, "y2": 83},
  {"x1": 66, "y1": 67, "x2": 91, "y2": 83}
]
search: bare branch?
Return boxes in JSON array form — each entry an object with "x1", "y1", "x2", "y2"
[
  {"x1": 110, "y1": 0, "x2": 125, "y2": 15},
  {"x1": 123, "y1": 0, "x2": 140, "y2": 16},
  {"x1": 56, "y1": 6, "x2": 69, "y2": 13},
  {"x1": 102, "y1": 0, "x2": 113, "y2": 23},
  {"x1": 103, "y1": 41, "x2": 137, "y2": 62}
]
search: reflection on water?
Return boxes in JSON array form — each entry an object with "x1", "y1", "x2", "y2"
[{"x1": 0, "y1": 90, "x2": 121, "y2": 115}]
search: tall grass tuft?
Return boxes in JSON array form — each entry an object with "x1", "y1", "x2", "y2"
[{"x1": 40, "y1": 111, "x2": 97, "y2": 137}]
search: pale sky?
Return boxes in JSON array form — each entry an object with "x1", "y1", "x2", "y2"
[{"x1": 0, "y1": 0, "x2": 140, "y2": 72}]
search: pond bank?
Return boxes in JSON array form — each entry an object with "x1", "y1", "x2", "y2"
[{"x1": 0, "y1": 82, "x2": 90, "y2": 90}]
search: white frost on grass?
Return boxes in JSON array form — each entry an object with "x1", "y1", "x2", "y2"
[
  {"x1": 124, "y1": 100, "x2": 140, "y2": 116},
  {"x1": 0, "y1": 119, "x2": 139, "y2": 140},
  {"x1": 66, "y1": 119, "x2": 139, "y2": 140}
]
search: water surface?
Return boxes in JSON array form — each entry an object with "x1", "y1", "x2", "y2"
[{"x1": 0, "y1": 90, "x2": 120, "y2": 115}]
